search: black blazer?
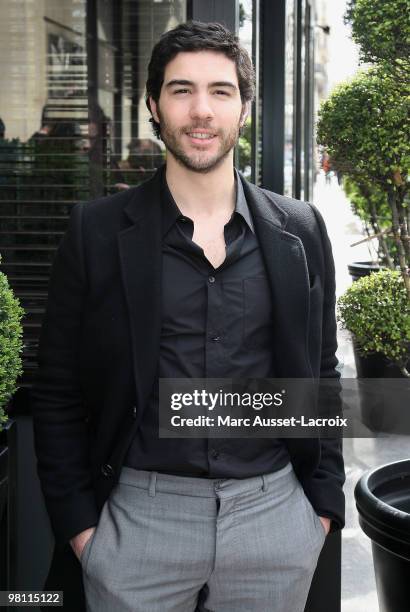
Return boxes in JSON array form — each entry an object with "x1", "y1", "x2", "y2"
[{"x1": 31, "y1": 164, "x2": 345, "y2": 608}]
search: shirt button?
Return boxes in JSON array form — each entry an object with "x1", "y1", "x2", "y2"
[
  {"x1": 211, "y1": 335, "x2": 221, "y2": 342},
  {"x1": 101, "y1": 463, "x2": 114, "y2": 478},
  {"x1": 211, "y1": 449, "x2": 220, "y2": 459},
  {"x1": 208, "y1": 276, "x2": 216, "y2": 283}
]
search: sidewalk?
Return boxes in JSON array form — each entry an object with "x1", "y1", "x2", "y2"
[{"x1": 313, "y1": 174, "x2": 410, "y2": 612}]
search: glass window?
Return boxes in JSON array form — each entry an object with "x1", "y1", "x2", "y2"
[
  {"x1": 0, "y1": 0, "x2": 186, "y2": 387},
  {"x1": 284, "y1": 0, "x2": 296, "y2": 197},
  {"x1": 237, "y1": 0, "x2": 253, "y2": 181}
]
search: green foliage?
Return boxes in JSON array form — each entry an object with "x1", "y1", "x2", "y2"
[
  {"x1": 345, "y1": 0, "x2": 410, "y2": 64},
  {"x1": 239, "y1": 2, "x2": 246, "y2": 29},
  {"x1": 0, "y1": 255, "x2": 24, "y2": 430},
  {"x1": 317, "y1": 66, "x2": 410, "y2": 190},
  {"x1": 344, "y1": 0, "x2": 357, "y2": 24},
  {"x1": 325, "y1": 0, "x2": 410, "y2": 356},
  {"x1": 237, "y1": 117, "x2": 252, "y2": 180},
  {"x1": 317, "y1": 51, "x2": 410, "y2": 289},
  {"x1": 337, "y1": 270, "x2": 410, "y2": 372},
  {"x1": 342, "y1": 176, "x2": 398, "y2": 266},
  {"x1": 343, "y1": 176, "x2": 390, "y2": 227}
]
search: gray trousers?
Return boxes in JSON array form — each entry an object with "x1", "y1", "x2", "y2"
[{"x1": 80, "y1": 461, "x2": 326, "y2": 611}]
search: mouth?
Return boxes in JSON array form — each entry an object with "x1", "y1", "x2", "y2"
[{"x1": 185, "y1": 132, "x2": 217, "y2": 145}]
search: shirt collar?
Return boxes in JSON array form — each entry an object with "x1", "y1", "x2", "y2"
[
  {"x1": 234, "y1": 168, "x2": 255, "y2": 233},
  {"x1": 161, "y1": 165, "x2": 255, "y2": 237}
]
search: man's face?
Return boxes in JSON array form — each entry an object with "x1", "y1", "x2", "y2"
[{"x1": 149, "y1": 50, "x2": 248, "y2": 173}]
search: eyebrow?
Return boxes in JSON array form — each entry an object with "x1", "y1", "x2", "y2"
[{"x1": 165, "y1": 79, "x2": 238, "y2": 91}]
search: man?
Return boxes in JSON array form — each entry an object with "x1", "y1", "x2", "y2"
[{"x1": 32, "y1": 20, "x2": 345, "y2": 612}]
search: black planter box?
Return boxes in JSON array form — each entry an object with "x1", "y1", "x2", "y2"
[{"x1": 0, "y1": 418, "x2": 17, "y2": 596}]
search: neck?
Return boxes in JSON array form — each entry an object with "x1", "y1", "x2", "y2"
[{"x1": 164, "y1": 153, "x2": 236, "y2": 219}]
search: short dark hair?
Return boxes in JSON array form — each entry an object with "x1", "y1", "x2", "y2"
[{"x1": 145, "y1": 20, "x2": 255, "y2": 139}]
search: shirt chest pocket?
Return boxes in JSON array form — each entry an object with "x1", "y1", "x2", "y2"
[{"x1": 243, "y1": 277, "x2": 274, "y2": 349}]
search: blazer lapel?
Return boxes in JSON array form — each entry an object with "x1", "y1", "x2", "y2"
[
  {"x1": 239, "y1": 175, "x2": 313, "y2": 377},
  {"x1": 117, "y1": 170, "x2": 163, "y2": 420}
]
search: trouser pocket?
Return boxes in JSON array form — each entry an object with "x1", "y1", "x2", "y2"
[{"x1": 80, "y1": 497, "x2": 110, "y2": 574}]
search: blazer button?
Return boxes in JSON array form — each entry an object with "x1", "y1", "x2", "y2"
[
  {"x1": 101, "y1": 463, "x2": 114, "y2": 478},
  {"x1": 132, "y1": 405, "x2": 137, "y2": 419}
]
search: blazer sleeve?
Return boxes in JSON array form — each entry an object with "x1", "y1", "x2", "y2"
[
  {"x1": 31, "y1": 202, "x2": 99, "y2": 550},
  {"x1": 307, "y1": 202, "x2": 346, "y2": 534}
]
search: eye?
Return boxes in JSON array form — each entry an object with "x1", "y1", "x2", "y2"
[
  {"x1": 174, "y1": 89, "x2": 190, "y2": 94},
  {"x1": 214, "y1": 90, "x2": 230, "y2": 96}
]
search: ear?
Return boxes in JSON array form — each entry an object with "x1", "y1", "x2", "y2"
[
  {"x1": 149, "y1": 96, "x2": 160, "y2": 124},
  {"x1": 240, "y1": 101, "x2": 250, "y2": 127}
]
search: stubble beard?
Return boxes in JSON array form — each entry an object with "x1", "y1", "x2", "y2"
[{"x1": 156, "y1": 106, "x2": 243, "y2": 174}]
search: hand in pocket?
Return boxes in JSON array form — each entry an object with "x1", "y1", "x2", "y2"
[
  {"x1": 318, "y1": 516, "x2": 331, "y2": 536},
  {"x1": 70, "y1": 526, "x2": 97, "y2": 562}
]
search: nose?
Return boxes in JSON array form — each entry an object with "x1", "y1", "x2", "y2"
[{"x1": 189, "y1": 93, "x2": 215, "y2": 121}]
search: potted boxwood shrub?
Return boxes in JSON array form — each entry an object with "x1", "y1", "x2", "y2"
[
  {"x1": 0, "y1": 253, "x2": 24, "y2": 587},
  {"x1": 317, "y1": 67, "x2": 409, "y2": 377},
  {"x1": 317, "y1": 0, "x2": 409, "y2": 377},
  {"x1": 0, "y1": 253, "x2": 24, "y2": 432},
  {"x1": 337, "y1": 269, "x2": 410, "y2": 431}
]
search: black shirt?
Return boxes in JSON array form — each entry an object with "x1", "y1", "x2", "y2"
[{"x1": 123, "y1": 166, "x2": 290, "y2": 477}]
